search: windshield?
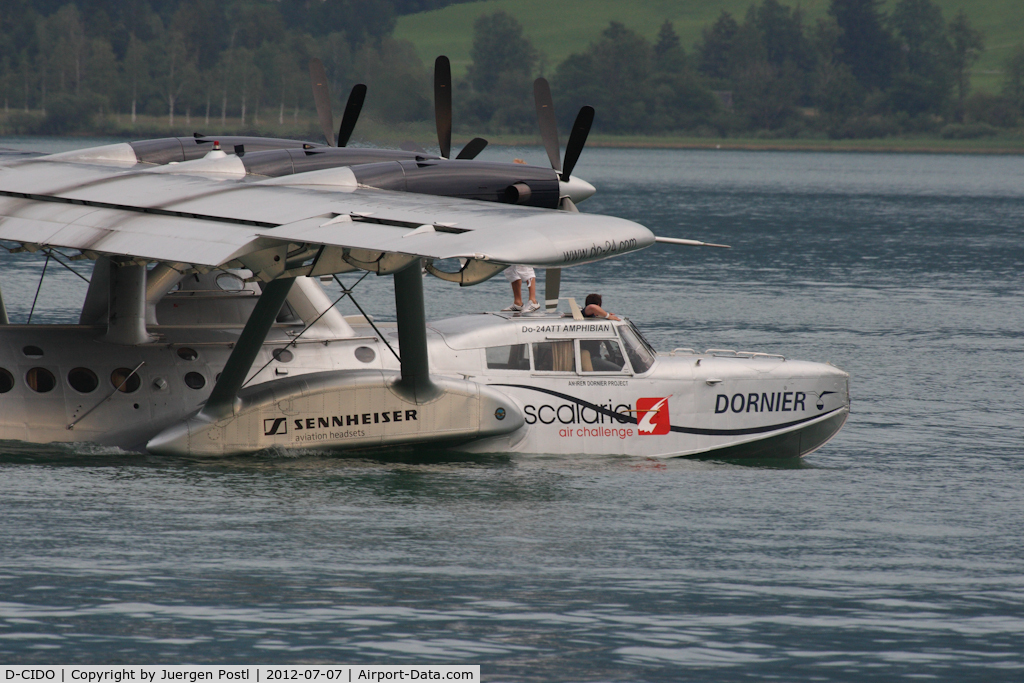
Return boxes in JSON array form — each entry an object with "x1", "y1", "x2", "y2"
[
  {"x1": 618, "y1": 323, "x2": 656, "y2": 374},
  {"x1": 629, "y1": 321, "x2": 658, "y2": 356}
]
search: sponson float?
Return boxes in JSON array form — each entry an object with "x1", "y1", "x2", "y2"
[{"x1": 0, "y1": 60, "x2": 849, "y2": 459}]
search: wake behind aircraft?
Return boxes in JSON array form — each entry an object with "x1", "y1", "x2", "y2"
[{"x1": 0, "y1": 58, "x2": 849, "y2": 459}]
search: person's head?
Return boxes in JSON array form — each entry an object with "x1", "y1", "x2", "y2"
[{"x1": 585, "y1": 293, "x2": 602, "y2": 308}]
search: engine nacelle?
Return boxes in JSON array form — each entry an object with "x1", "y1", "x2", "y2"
[{"x1": 129, "y1": 135, "x2": 320, "y2": 164}]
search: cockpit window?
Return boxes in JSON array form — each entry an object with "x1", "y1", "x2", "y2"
[
  {"x1": 532, "y1": 341, "x2": 575, "y2": 372},
  {"x1": 618, "y1": 324, "x2": 655, "y2": 374},
  {"x1": 486, "y1": 344, "x2": 530, "y2": 370},
  {"x1": 629, "y1": 321, "x2": 657, "y2": 356},
  {"x1": 216, "y1": 273, "x2": 245, "y2": 291},
  {"x1": 579, "y1": 339, "x2": 627, "y2": 373}
]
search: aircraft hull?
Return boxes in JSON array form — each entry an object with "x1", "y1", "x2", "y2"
[
  {"x1": 0, "y1": 313, "x2": 849, "y2": 460},
  {"x1": 457, "y1": 357, "x2": 850, "y2": 459}
]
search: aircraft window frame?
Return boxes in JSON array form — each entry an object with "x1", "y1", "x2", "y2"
[
  {"x1": 22, "y1": 346, "x2": 44, "y2": 359},
  {"x1": 111, "y1": 368, "x2": 141, "y2": 393},
  {"x1": 216, "y1": 272, "x2": 246, "y2": 291},
  {"x1": 184, "y1": 372, "x2": 207, "y2": 390},
  {"x1": 626, "y1": 320, "x2": 657, "y2": 357},
  {"x1": 354, "y1": 346, "x2": 376, "y2": 363},
  {"x1": 485, "y1": 344, "x2": 531, "y2": 371},
  {"x1": 577, "y1": 338, "x2": 630, "y2": 374},
  {"x1": 67, "y1": 367, "x2": 99, "y2": 394},
  {"x1": 26, "y1": 367, "x2": 56, "y2": 393},
  {"x1": 618, "y1": 324, "x2": 656, "y2": 375},
  {"x1": 531, "y1": 341, "x2": 575, "y2": 373},
  {"x1": 0, "y1": 367, "x2": 13, "y2": 393},
  {"x1": 177, "y1": 347, "x2": 199, "y2": 361}
]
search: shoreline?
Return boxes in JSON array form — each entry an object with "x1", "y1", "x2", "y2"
[
  {"x1": 586, "y1": 141, "x2": 1024, "y2": 154},
  {"x1": 3, "y1": 129, "x2": 1023, "y2": 155},
  {"x1": 483, "y1": 134, "x2": 1024, "y2": 154}
]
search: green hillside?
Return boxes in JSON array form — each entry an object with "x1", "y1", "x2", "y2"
[{"x1": 395, "y1": 0, "x2": 1023, "y2": 93}]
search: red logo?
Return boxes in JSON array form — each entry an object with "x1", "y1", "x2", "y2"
[{"x1": 636, "y1": 397, "x2": 671, "y2": 435}]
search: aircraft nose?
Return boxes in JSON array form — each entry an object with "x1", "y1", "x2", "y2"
[
  {"x1": 146, "y1": 420, "x2": 192, "y2": 456},
  {"x1": 559, "y1": 175, "x2": 596, "y2": 204}
]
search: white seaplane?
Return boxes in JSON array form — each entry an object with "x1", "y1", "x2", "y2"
[{"x1": 0, "y1": 62, "x2": 849, "y2": 459}]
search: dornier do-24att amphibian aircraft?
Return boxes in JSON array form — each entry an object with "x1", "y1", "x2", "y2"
[{"x1": 0, "y1": 59, "x2": 850, "y2": 459}]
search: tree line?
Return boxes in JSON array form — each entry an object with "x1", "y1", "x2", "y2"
[
  {"x1": 539, "y1": 0, "x2": 1022, "y2": 139},
  {"x1": 1, "y1": 0, "x2": 1022, "y2": 140},
  {"x1": 0, "y1": 0, "x2": 465, "y2": 135}
]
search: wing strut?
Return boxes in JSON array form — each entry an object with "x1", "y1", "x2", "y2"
[
  {"x1": 392, "y1": 261, "x2": 440, "y2": 402},
  {"x1": 544, "y1": 268, "x2": 561, "y2": 312},
  {"x1": 102, "y1": 260, "x2": 153, "y2": 345},
  {"x1": 202, "y1": 277, "x2": 296, "y2": 419}
]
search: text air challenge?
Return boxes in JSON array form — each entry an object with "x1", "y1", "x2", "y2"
[{"x1": 524, "y1": 397, "x2": 643, "y2": 439}]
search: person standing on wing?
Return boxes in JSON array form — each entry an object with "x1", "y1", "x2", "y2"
[
  {"x1": 583, "y1": 293, "x2": 620, "y2": 320},
  {"x1": 502, "y1": 265, "x2": 540, "y2": 312}
]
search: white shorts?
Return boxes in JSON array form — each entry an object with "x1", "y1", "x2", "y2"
[{"x1": 504, "y1": 265, "x2": 536, "y2": 283}]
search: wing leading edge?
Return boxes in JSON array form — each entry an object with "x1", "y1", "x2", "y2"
[{"x1": 0, "y1": 157, "x2": 653, "y2": 279}]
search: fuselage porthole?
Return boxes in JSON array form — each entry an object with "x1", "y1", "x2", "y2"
[
  {"x1": 111, "y1": 368, "x2": 141, "y2": 393},
  {"x1": 177, "y1": 347, "x2": 199, "y2": 361},
  {"x1": 216, "y1": 273, "x2": 245, "y2": 291},
  {"x1": 354, "y1": 346, "x2": 376, "y2": 363},
  {"x1": 272, "y1": 348, "x2": 294, "y2": 363},
  {"x1": 67, "y1": 367, "x2": 99, "y2": 393},
  {"x1": 26, "y1": 367, "x2": 56, "y2": 393},
  {"x1": 22, "y1": 346, "x2": 44, "y2": 359},
  {"x1": 0, "y1": 368, "x2": 14, "y2": 393},
  {"x1": 184, "y1": 372, "x2": 206, "y2": 390}
]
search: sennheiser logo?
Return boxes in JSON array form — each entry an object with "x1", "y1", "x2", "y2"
[{"x1": 264, "y1": 418, "x2": 288, "y2": 436}]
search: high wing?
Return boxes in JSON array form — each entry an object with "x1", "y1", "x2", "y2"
[{"x1": 0, "y1": 150, "x2": 653, "y2": 281}]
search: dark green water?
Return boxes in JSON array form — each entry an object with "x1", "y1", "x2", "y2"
[{"x1": 1, "y1": 142, "x2": 1023, "y2": 681}]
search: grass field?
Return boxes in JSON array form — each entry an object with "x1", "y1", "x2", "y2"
[{"x1": 395, "y1": 0, "x2": 1024, "y2": 94}]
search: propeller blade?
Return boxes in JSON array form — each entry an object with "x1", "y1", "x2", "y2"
[
  {"x1": 533, "y1": 78, "x2": 561, "y2": 173},
  {"x1": 309, "y1": 58, "x2": 335, "y2": 147},
  {"x1": 544, "y1": 268, "x2": 561, "y2": 311},
  {"x1": 561, "y1": 105, "x2": 594, "y2": 181},
  {"x1": 455, "y1": 137, "x2": 488, "y2": 159},
  {"x1": 434, "y1": 55, "x2": 452, "y2": 159},
  {"x1": 336, "y1": 83, "x2": 366, "y2": 147}
]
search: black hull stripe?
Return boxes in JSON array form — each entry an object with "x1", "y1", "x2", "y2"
[{"x1": 489, "y1": 383, "x2": 846, "y2": 437}]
